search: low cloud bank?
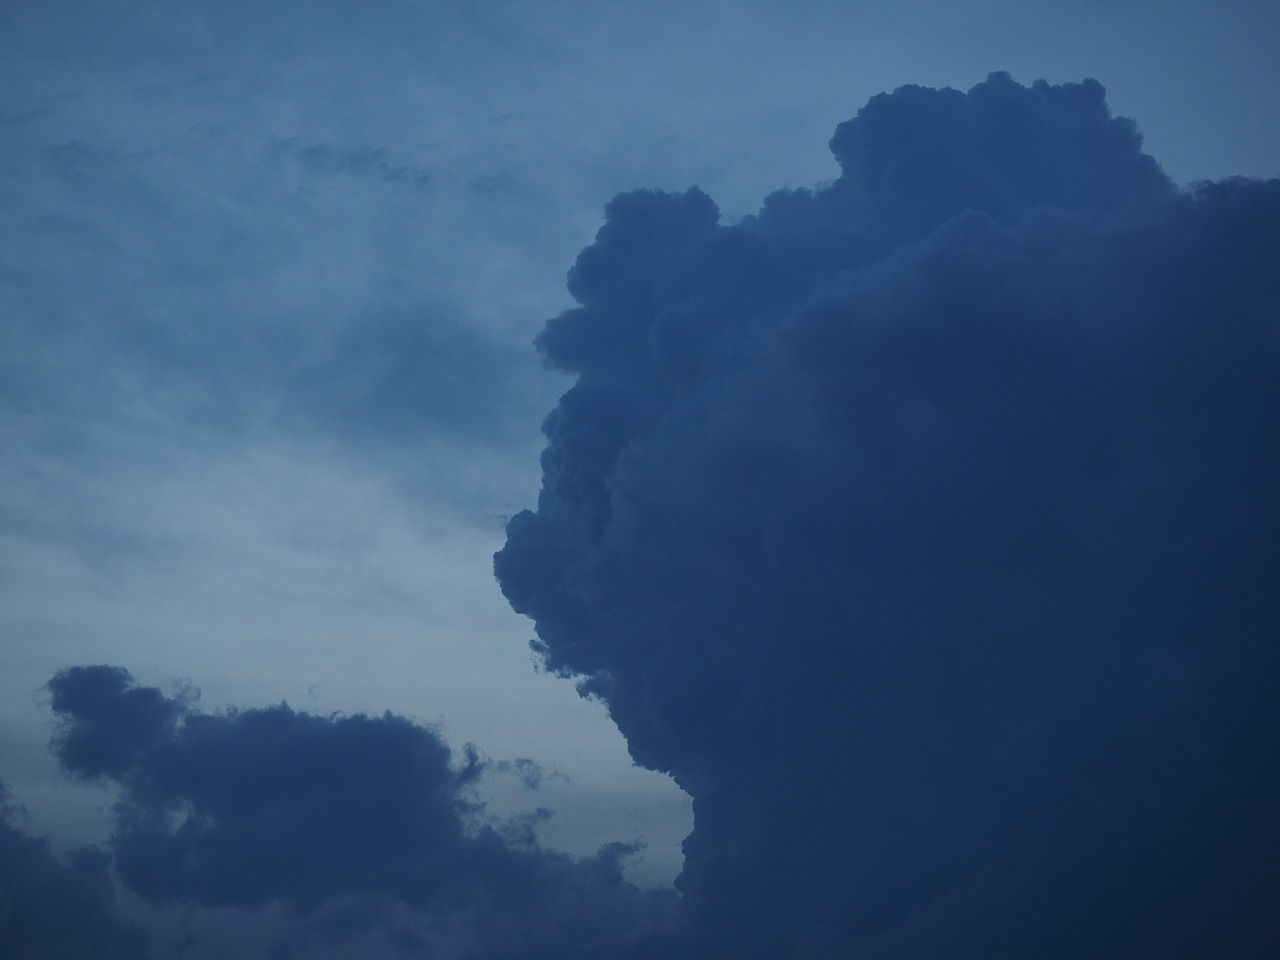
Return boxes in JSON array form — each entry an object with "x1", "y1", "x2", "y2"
[{"x1": 44, "y1": 665, "x2": 678, "y2": 959}]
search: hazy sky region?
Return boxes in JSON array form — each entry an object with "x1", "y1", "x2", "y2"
[{"x1": 2, "y1": 1, "x2": 1279, "y2": 958}]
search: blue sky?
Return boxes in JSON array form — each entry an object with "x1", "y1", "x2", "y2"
[{"x1": 2, "y1": 2, "x2": 1279, "y2": 957}]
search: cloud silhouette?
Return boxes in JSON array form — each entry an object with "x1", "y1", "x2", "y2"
[
  {"x1": 0, "y1": 786, "x2": 149, "y2": 960},
  {"x1": 496, "y1": 73, "x2": 1280, "y2": 958},
  {"x1": 47, "y1": 666, "x2": 678, "y2": 958}
]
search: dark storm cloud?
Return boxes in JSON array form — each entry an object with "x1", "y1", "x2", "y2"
[
  {"x1": 47, "y1": 666, "x2": 678, "y2": 959},
  {"x1": 0, "y1": 786, "x2": 149, "y2": 959},
  {"x1": 496, "y1": 72, "x2": 1280, "y2": 958}
]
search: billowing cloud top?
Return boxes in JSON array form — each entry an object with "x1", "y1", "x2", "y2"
[{"x1": 496, "y1": 72, "x2": 1280, "y2": 958}]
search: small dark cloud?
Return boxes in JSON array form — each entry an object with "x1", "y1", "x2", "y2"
[
  {"x1": 492, "y1": 757, "x2": 543, "y2": 790},
  {"x1": 496, "y1": 73, "x2": 1280, "y2": 957},
  {"x1": 48, "y1": 665, "x2": 189, "y2": 781}
]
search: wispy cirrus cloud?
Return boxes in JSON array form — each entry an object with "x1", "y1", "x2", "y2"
[{"x1": 265, "y1": 137, "x2": 433, "y2": 189}]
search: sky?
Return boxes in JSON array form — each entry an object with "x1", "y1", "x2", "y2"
[{"x1": 2, "y1": 1, "x2": 1279, "y2": 958}]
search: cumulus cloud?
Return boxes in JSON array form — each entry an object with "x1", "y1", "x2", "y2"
[
  {"x1": 496, "y1": 72, "x2": 1280, "y2": 957},
  {"x1": 47, "y1": 666, "x2": 678, "y2": 959}
]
